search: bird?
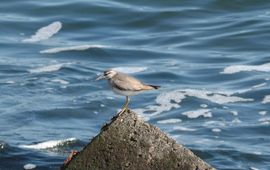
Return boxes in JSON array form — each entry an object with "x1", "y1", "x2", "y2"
[{"x1": 96, "y1": 69, "x2": 160, "y2": 116}]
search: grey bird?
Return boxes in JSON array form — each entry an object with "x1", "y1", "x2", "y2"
[{"x1": 96, "y1": 70, "x2": 160, "y2": 116}]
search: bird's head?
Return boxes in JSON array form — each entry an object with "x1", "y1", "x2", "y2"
[{"x1": 96, "y1": 70, "x2": 117, "y2": 80}]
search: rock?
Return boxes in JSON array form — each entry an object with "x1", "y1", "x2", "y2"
[{"x1": 61, "y1": 109, "x2": 215, "y2": 170}]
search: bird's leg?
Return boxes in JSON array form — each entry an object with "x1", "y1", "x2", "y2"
[
  {"x1": 124, "y1": 96, "x2": 130, "y2": 110},
  {"x1": 117, "y1": 96, "x2": 130, "y2": 116}
]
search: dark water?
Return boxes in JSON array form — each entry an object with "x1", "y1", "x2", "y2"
[{"x1": 1, "y1": 0, "x2": 270, "y2": 169}]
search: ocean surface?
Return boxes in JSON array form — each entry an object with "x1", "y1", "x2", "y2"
[{"x1": 0, "y1": 0, "x2": 270, "y2": 169}]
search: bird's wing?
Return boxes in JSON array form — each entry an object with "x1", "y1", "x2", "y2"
[{"x1": 112, "y1": 74, "x2": 144, "y2": 91}]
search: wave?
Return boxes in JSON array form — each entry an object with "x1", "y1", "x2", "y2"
[
  {"x1": 18, "y1": 138, "x2": 76, "y2": 150},
  {"x1": 135, "y1": 88, "x2": 253, "y2": 120},
  {"x1": 29, "y1": 63, "x2": 71, "y2": 73},
  {"x1": 172, "y1": 126, "x2": 197, "y2": 132},
  {"x1": 40, "y1": 44, "x2": 108, "y2": 54},
  {"x1": 112, "y1": 66, "x2": 147, "y2": 74},
  {"x1": 221, "y1": 63, "x2": 270, "y2": 74},
  {"x1": 0, "y1": 141, "x2": 7, "y2": 151},
  {"x1": 262, "y1": 95, "x2": 270, "y2": 104},
  {"x1": 157, "y1": 118, "x2": 182, "y2": 124},
  {"x1": 258, "y1": 111, "x2": 267, "y2": 116},
  {"x1": 230, "y1": 111, "x2": 238, "y2": 116},
  {"x1": 252, "y1": 83, "x2": 267, "y2": 89},
  {"x1": 23, "y1": 164, "x2": 36, "y2": 170},
  {"x1": 179, "y1": 89, "x2": 253, "y2": 104},
  {"x1": 211, "y1": 128, "x2": 221, "y2": 133},
  {"x1": 235, "y1": 82, "x2": 269, "y2": 94},
  {"x1": 182, "y1": 109, "x2": 212, "y2": 119},
  {"x1": 250, "y1": 167, "x2": 260, "y2": 170},
  {"x1": 5, "y1": 80, "x2": 16, "y2": 84},
  {"x1": 51, "y1": 79, "x2": 69, "y2": 85},
  {"x1": 258, "y1": 117, "x2": 270, "y2": 125},
  {"x1": 22, "y1": 21, "x2": 62, "y2": 42}
]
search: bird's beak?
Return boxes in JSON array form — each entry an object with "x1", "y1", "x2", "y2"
[{"x1": 96, "y1": 75, "x2": 105, "y2": 81}]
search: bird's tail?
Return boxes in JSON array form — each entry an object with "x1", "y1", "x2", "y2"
[{"x1": 144, "y1": 84, "x2": 160, "y2": 90}]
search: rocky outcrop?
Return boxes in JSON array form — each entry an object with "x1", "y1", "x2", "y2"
[{"x1": 61, "y1": 109, "x2": 215, "y2": 170}]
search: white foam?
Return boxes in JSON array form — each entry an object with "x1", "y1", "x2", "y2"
[
  {"x1": 135, "y1": 89, "x2": 253, "y2": 119},
  {"x1": 252, "y1": 83, "x2": 267, "y2": 89},
  {"x1": 194, "y1": 138, "x2": 211, "y2": 144},
  {"x1": 23, "y1": 21, "x2": 62, "y2": 42},
  {"x1": 40, "y1": 44, "x2": 107, "y2": 54},
  {"x1": 181, "y1": 89, "x2": 253, "y2": 105},
  {"x1": 250, "y1": 167, "x2": 260, "y2": 170},
  {"x1": 253, "y1": 151, "x2": 262, "y2": 155},
  {"x1": 212, "y1": 128, "x2": 221, "y2": 133},
  {"x1": 157, "y1": 118, "x2": 182, "y2": 124},
  {"x1": 258, "y1": 117, "x2": 270, "y2": 122},
  {"x1": 61, "y1": 85, "x2": 67, "y2": 89},
  {"x1": 23, "y1": 164, "x2": 36, "y2": 170},
  {"x1": 221, "y1": 63, "x2": 270, "y2": 74},
  {"x1": 135, "y1": 90, "x2": 185, "y2": 119},
  {"x1": 230, "y1": 111, "x2": 238, "y2": 116},
  {"x1": 232, "y1": 118, "x2": 242, "y2": 123},
  {"x1": 51, "y1": 79, "x2": 69, "y2": 85},
  {"x1": 150, "y1": 90, "x2": 185, "y2": 114},
  {"x1": 262, "y1": 95, "x2": 270, "y2": 104},
  {"x1": 260, "y1": 122, "x2": 270, "y2": 125},
  {"x1": 235, "y1": 82, "x2": 267, "y2": 95},
  {"x1": 258, "y1": 117, "x2": 270, "y2": 125},
  {"x1": 259, "y1": 111, "x2": 267, "y2": 116},
  {"x1": 19, "y1": 138, "x2": 76, "y2": 150},
  {"x1": 200, "y1": 104, "x2": 208, "y2": 108},
  {"x1": 5, "y1": 80, "x2": 15, "y2": 84},
  {"x1": 182, "y1": 109, "x2": 212, "y2": 119},
  {"x1": 112, "y1": 67, "x2": 148, "y2": 74},
  {"x1": 29, "y1": 63, "x2": 69, "y2": 73},
  {"x1": 172, "y1": 126, "x2": 196, "y2": 131},
  {"x1": 0, "y1": 143, "x2": 5, "y2": 149},
  {"x1": 204, "y1": 120, "x2": 226, "y2": 127}
]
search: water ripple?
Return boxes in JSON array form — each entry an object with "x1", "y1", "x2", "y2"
[{"x1": 1, "y1": 0, "x2": 270, "y2": 169}]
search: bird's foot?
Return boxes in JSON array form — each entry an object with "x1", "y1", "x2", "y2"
[{"x1": 111, "y1": 108, "x2": 127, "y2": 121}]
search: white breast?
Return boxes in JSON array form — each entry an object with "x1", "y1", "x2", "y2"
[{"x1": 112, "y1": 87, "x2": 141, "y2": 96}]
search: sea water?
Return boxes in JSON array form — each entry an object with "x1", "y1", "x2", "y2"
[{"x1": 0, "y1": 0, "x2": 270, "y2": 169}]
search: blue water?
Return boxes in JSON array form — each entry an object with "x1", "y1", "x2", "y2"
[{"x1": 1, "y1": 0, "x2": 270, "y2": 169}]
